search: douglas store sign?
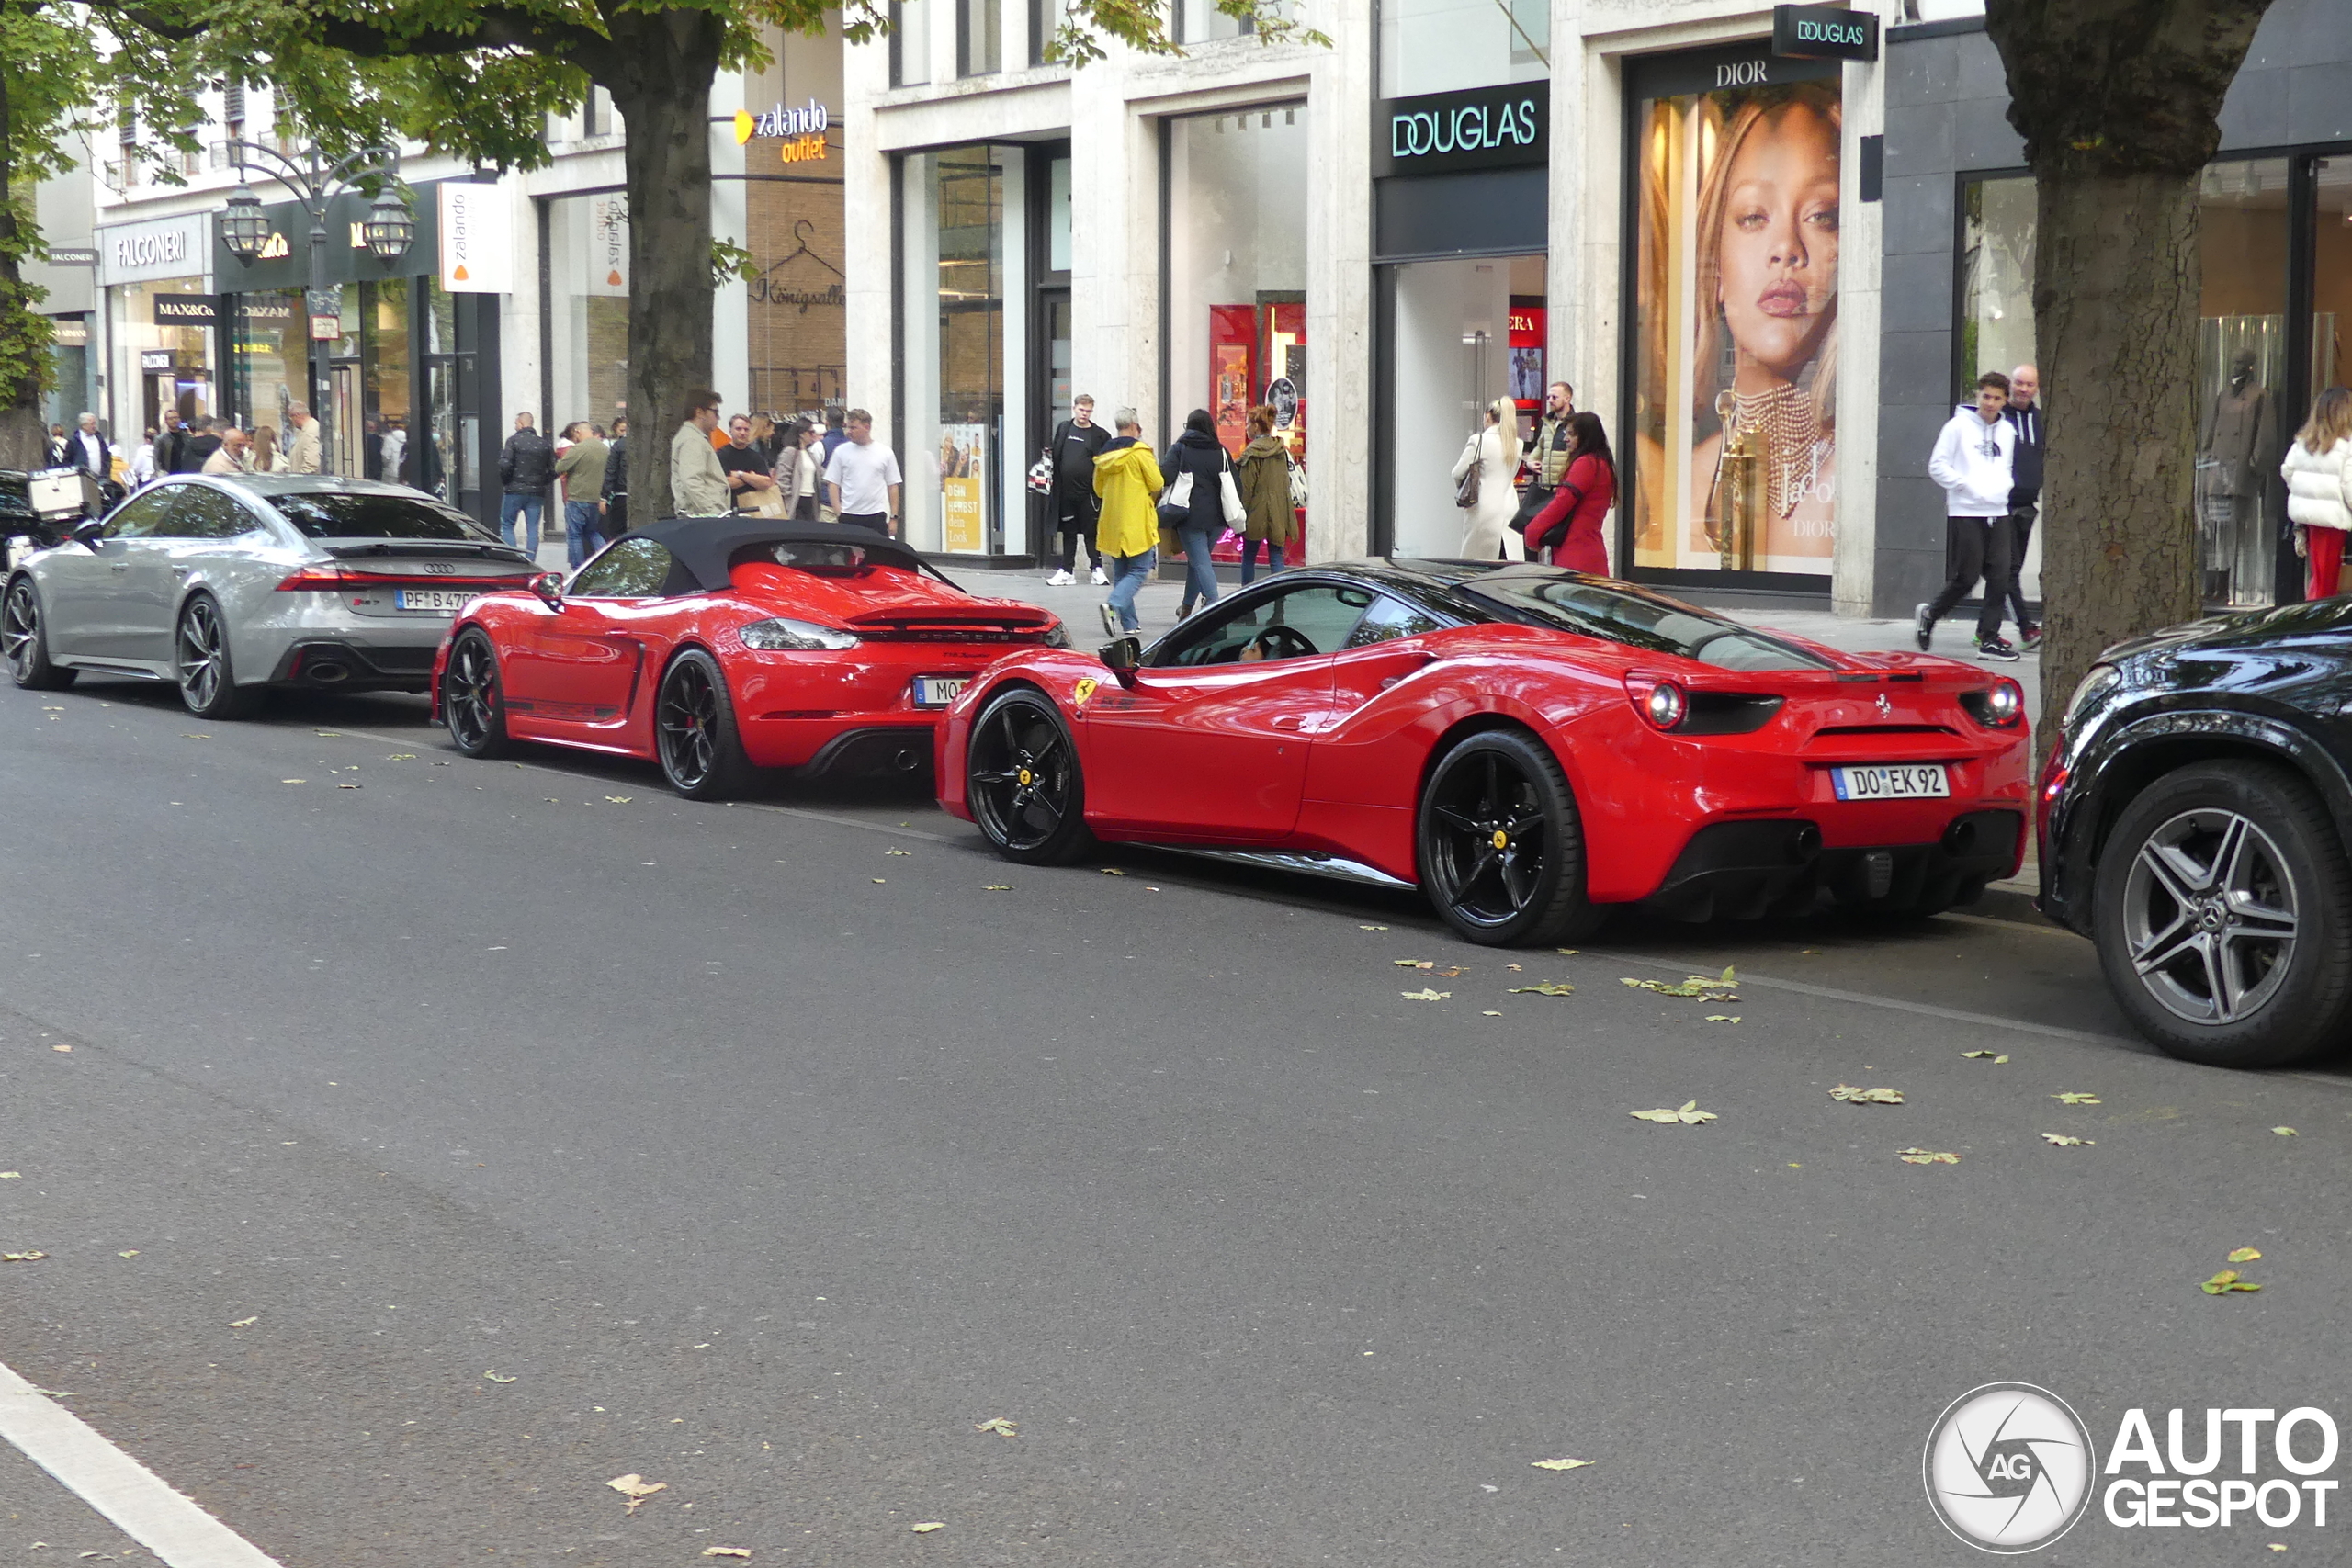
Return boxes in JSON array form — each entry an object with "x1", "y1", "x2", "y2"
[{"x1": 1373, "y1": 82, "x2": 1548, "y2": 179}]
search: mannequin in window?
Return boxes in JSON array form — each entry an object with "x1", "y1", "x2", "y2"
[{"x1": 2198, "y1": 346, "x2": 2275, "y2": 597}]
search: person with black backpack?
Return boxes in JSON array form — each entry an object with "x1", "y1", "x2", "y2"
[{"x1": 1045, "y1": 393, "x2": 1112, "y2": 586}]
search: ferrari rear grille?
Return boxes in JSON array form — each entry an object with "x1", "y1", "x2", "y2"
[{"x1": 1813, "y1": 724, "x2": 1960, "y2": 737}]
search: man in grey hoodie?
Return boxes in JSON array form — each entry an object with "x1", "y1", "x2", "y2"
[{"x1": 1917, "y1": 370, "x2": 2021, "y2": 663}]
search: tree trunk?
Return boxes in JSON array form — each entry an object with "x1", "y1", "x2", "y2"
[
  {"x1": 0, "y1": 58, "x2": 49, "y2": 473},
  {"x1": 601, "y1": 11, "x2": 724, "y2": 530},
  {"x1": 2032, "y1": 170, "x2": 2204, "y2": 735},
  {"x1": 1982, "y1": 0, "x2": 2276, "y2": 757}
]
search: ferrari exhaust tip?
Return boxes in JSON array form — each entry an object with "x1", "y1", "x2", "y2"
[
  {"x1": 1790, "y1": 823, "x2": 1823, "y2": 862},
  {"x1": 892, "y1": 749, "x2": 921, "y2": 772}
]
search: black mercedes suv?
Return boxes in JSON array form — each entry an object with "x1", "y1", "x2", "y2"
[{"x1": 2040, "y1": 597, "x2": 2352, "y2": 1067}]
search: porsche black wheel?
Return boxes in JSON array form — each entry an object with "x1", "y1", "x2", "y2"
[
  {"x1": 3, "y1": 576, "x2": 74, "y2": 691},
  {"x1": 967, "y1": 687, "x2": 1093, "y2": 864},
  {"x1": 1417, "y1": 728, "x2": 1600, "y2": 946},
  {"x1": 442, "y1": 630, "x2": 512, "y2": 758},
  {"x1": 656, "y1": 649, "x2": 756, "y2": 801},
  {"x1": 175, "y1": 595, "x2": 263, "y2": 719}
]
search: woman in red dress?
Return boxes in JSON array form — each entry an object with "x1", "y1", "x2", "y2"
[{"x1": 1523, "y1": 412, "x2": 1616, "y2": 574}]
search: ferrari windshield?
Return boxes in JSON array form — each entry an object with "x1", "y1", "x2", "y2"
[
  {"x1": 1435, "y1": 567, "x2": 1834, "y2": 671},
  {"x1": 270, "y1": 492, "x2": 502, "y2": 543}
]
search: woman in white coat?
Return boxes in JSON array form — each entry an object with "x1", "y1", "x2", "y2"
[
  {"x1": 1453, "y1": 397, "x2": 1525, "y2": 561},
  {"x1": 2282, "y1": 384, "x2": 2352, "y2": 600}
]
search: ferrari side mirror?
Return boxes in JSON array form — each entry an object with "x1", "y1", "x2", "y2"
[
  {"x1": 529, "y1": 571, "x2": 566, "y2": 611},
  {"x1": 1099, "y1": 636, "x2": 1141, "y2": 684}
]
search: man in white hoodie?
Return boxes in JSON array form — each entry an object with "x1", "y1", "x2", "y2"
[{"x1": 1917, "y1": 370, "x2": 2022, "y2": 662}]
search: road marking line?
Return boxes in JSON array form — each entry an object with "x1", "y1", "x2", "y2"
[
  {"x1": 0, "y1": 1358, "x2": 283, "y2": 1566},
  {"x1": 1603, "y1": 953, "x2": 2154, "y2": 1051}
]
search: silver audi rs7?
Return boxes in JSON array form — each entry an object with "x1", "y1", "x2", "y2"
[{"x1": 2, "y1": 475, "x2": 537, "y2": 717}]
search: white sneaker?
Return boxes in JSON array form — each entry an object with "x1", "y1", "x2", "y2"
[
  {"x1": 1046, "y1": 569, "x2": 1075, "y2": 587},
  {"x1": 1090, "y1": 566, "x2": 1109, "y2": 586}
]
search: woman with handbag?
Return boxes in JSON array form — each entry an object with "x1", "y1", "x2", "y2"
[
  {"x1": 1523, "y1": 412, "x2": 1616, "y2": 574},
  {"x1": 1452, "y1": 397, "x2": 1525, "y2": 561},
  {"x1": 1162, "y1": 408, "x2": 1237, "y2": 619}
]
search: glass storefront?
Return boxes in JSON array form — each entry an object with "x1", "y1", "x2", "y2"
[
  {"x1": 1629, "y1": 57, "x2": 1842, "y2": 581},
  {"x1": 1378, "y1": 0, "x2": 1547, "y2": 99},
  {"x1": 229, "y1": 291, "x2": 303, "y2": 446},
  {"x1": 1387, "y1": 254, "x2": 1545, "y2": 557},
  {"x1": 113, "y1": 278, "x2": 217, "y2": 435},
  {"x1": 745, "y1": 175, "x2": 847, "y2": 421},
  {"x1": 899, "y1": 145, "x2": 1008, "y2": 554},
  {"x1": 1166, "y1": 105, "x2": 1309, "y2": 553},
  {"x1": 547, "y1": 193, "x2": 633, "y2": 434},
  {"x1": 1960, "y1": 153, "x2": 2352, "y2": 610}
]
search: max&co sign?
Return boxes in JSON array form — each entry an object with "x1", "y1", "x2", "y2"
[{"x1": 1372, "y1": 82, "x2": 1548, "y2": 180}]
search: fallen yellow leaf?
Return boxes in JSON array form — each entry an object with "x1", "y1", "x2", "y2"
[
  {"x1": 1401, "y1": 987, "x2": 1451, "y2": 1001},
  {"x1": 1531, "y1": 1457, "x2": 1593, "y2": 1471},
  {"x1": 1829, "y1": 1085, "x2": 1905, "y2": 1104},
  {"x1": 607, "y1": 1473, "x2": 667, "y2": 1513},
  {"x1": 911, "y1": 1522, "x2": 945, "y2": 1533},
  {"x1": 974, "y1": 1416, "x2": 1017, "y2": 1438},
  {"x1": 704, "y1": 1551, "x2": 752, "y2": 1559},
  {"x1": 2227, "y1": 1247, "x2": 2263, "y2": 1263}
]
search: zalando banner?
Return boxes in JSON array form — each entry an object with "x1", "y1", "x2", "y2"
[{"x1": 439, "y1": 183, "x2": 514, "y2": 295}]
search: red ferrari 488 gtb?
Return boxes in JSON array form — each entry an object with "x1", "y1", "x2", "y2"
[
  {"x1": 434, "y1": 519, "x2": 1062, "y2": 797},
  {"x1": 938, "y1": 561, "x2": 2030, "y2": 944}
]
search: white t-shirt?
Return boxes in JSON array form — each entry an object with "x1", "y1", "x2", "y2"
[{"x1": 824, "y1": 440, "x2": 902, "y2": 515}]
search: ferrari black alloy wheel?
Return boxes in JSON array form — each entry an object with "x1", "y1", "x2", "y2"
[
  {"x1": 2092, "y1": 760, "x2": 2352, "y2": 1068},
  {"x1": 1417, "y1": 728, "x2": 1599, "y2": 946},
  {"x1": 655, "y1": 649, "x2": 756, "y2": 801},
  {"x1": 443, "y1": 631, "x2": 513, "y2": 758},
  {"x1": 967, "y1": 687, "x2": 1093, "y2": 864},
  {"x1": 175, "y1": 595, "x2": 262, "y2": 719},
  {"x1": 3, "y1": 577, "x2": 74, "y2": 691}
]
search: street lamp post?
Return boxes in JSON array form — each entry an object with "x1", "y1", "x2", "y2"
[{"x1": 216, "y1": 142, "x2": 413, "y2": 474}]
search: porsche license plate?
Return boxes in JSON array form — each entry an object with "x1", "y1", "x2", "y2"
[
  {"x1": 393, "y1": 588, "x2": 471, "y2": 614},
  {"x1": 912, "y1": 675, "x2": 969, "y2": 709},
  {"x1": 1831, "y1": 763, "x2": 1951, "y2": 801}
]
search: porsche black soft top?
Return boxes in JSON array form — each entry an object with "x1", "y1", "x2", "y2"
[{"x1": 628, "y1": 516, "x2": 942, "y2": 592}]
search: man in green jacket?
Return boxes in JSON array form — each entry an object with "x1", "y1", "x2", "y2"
[
  {"x1": 553, "y1": 423, "x2": 610, "y2": 566},
  {"x1": 670, "y1": 391, "x2": 729, "y2": 518}
]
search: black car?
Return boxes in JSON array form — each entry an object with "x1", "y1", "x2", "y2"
[{"x1": 2040, "y1": 597, "x2": 2352, "y2": 1066}]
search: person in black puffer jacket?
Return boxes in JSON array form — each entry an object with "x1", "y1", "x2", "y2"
[
  {"x1": 1161, "y1": 409, "x2": 1229, "y2": 618},
  {"x1": 602, "y1": 417, "x2": 629, "y2": 534},
  {"x1": 498, "y1": 412, "x2": 555, "y2": 557}
]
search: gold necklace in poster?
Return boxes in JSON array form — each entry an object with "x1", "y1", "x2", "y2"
[{"x1": 1728, "y1": 383, "x2": 1825, "y2": 519}]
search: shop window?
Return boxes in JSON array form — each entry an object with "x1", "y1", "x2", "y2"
[
  {"x1": 1386, "y1": 254, "x2": 1546, "y2": 558},
  {"x1": 1959, "y1": 175, "x2": 2036, "y2": 394},
  {"x1": 899, "y1": 146, "x2": 1007, "y2": 553},
  {"x1": 229, "y1": 291, "x2": 302, "y2": 448},
  {"x1": 2196, "y1": 157, "x2": 2289, "y2": 609},
  {"x1": 547, "y1": 193, "x2": 633, "y2": 440},
  {"x1": 1175, "y1": 0, "x2": 1254, "y2": 43},
  {"x1": 366, "y1": 278, "x2": 413, "y2": 483},
  {"x1": 959, "y1": 0, "x2": 1000, "y2": 75},
  {"x1": 1378, "y1": 0, "x2": 1545, "y2": 100},
  {"x1": 1631, "y1": 72, "x2": 1842, "y2": 577},
  {"x1": 892, "y1": 0, "x2": 933, "y2": 86},
  {"x1": 1166, "y1": 106, "x2": 1309, "y2": 557},
  {"x1": 2312, "y1": 159, "x2": 2352, "y2": 403},
  {"x1": 115, "y1": 279, "x2": 215, "y2": 434},
  {"x1": 746, "y1": 179, "x2": 847, "y2": 419}
]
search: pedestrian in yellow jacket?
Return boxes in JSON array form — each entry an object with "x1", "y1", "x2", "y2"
[{"x1": 1091, "y1": 410, "x2": 1163, "y2": 635}]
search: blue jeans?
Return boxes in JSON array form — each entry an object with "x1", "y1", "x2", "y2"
[
  {"x1": 564, "y1": 500, "x2": 606, "y2": 568},
  {"x1": 1178, "y1": 526, "x2": 1221, "y2": 611},
  {"x1": 1239, "y1": 537, "x2": 1285, "y2": 583},
  {"x1": 501, "y1": 492, "x2": 545, "y2": 558},
  {"x1": 1107, "y1": 549, "x2": 1154, "y2": 632}
]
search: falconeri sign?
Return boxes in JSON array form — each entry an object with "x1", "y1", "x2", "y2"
[{"x1": 1372, "y1": 82, "x2": 1548, "y2": 179}]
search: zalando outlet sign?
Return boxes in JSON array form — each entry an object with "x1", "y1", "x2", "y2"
[{"x1": 1373, "y1": 82, "x2": 1548, "y2": 179}]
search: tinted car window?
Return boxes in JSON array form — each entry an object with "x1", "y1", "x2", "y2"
[
  {"x1": 268, "y1": 491, "x2": 500, "y2": 542},
  {"x1": 1346, "y1": 593, "x2": 1451, "y2": 649},
  {"x1": 1459, "y1": 572, "x2": 1834, "y2": 671},
  {"x1": 571, "y1": 537, "x2": 687, "y2": 598},
  {"x1": 171, "y1": 486, "x2": 263, "y2": 540},
  {"x1": 1159, "y1": 583, "x2": 1374, "y2": 667},
  {"x1": 101, "y1": 489, "x2": 179, "y2": 540}
]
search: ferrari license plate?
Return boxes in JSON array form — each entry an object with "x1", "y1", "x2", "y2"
[
  {"x1": 1831, "y1": 763, "x2": 1951, "y2": 801},
  {"x1": 393, "y1": 588, "x2": 471, "y2": 614},
  {"x1": 912, "y1": 675, "x2": 969, "y2": 709}
]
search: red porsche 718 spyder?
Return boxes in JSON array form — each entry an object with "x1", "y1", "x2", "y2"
[
  {"x1": 432, "y1": 519, "x2": 1062, "y2": 796},
  {"x1": 938, "y1": 561, "x2": 2031, "y2": 945}
]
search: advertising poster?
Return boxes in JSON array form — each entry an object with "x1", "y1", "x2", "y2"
[
  {"x1": 940, "y1": 422, "x2": 989, "y2": 554},
  {"x1": 1509, "y1": 299, "x2": 1546, "y2": 414},
  {"x1": 1209, "y1": 305, "x2": 1257, "y2": 456},
  {"x1": 1633, "y1": 76, "x2": 1841, "y2": 574}
]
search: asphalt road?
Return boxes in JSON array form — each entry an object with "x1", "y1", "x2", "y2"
[{"x1": 3, "y1": 675, "x2": 2349, "y2": 1567}]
